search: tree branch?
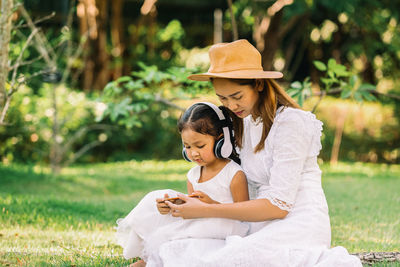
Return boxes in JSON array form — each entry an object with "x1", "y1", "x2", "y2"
[
  {"x1": 9, "y1": 28, "x2": 39, "y2": 90},
  {"x1": 312, "y1": 88, "x2": 400, "y2": 101},
  {"x1": 154, "y1": 93, "x2": 185, "y2": 111},
  {"x1": 227, "y1": 0, "x2": 238, "y2": 40},
  {"x1": 60, "y1": 124, "x2": 117, "y2": 157},
  {"x1": 62, "y1": 140, "x2": 102, "y2": 167},
  {"x1": 18, "y1": 5, "x2": 57, "y2": 70},
  {"x1": 13, "y1": 11, "x2": 56, "y2": 30}
]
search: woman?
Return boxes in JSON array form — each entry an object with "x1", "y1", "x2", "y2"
[{"x1": 145, "y1": 39, "x2": 362, "y2": 267}]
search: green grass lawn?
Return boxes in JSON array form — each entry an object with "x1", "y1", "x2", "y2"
[{"x1": 0, "y1": 160, "x2": 399, "y2": 266}]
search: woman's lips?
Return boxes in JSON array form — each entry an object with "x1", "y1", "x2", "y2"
[{"x1": 235, "y1": 111, "x2": 244, "y2": 116}]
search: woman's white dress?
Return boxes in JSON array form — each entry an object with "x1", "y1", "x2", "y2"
[
  {"x1": 115, "y1": 160, "x2": 249, "y2": 263},
  {"x1": 145, "y1": 107, "x2": 362, "y2": 267}
]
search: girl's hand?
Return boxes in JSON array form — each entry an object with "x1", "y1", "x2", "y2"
[
  {"x1": 165, "y1": 193, "x2": 209, "y2": 219},
  {"x1": 190, "y1": 191, "x2": 219, "y2": 204},
  {"x1": 156, "y1": 193, "x2": 171, "y2": 215}
]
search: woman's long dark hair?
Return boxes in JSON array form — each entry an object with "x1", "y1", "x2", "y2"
[
  {"x1": 178, "y1": 103, "x2": 240, "y2": 164},
  {"x1": 212, "y1": 78, "x2": 300, "y2": 153}
]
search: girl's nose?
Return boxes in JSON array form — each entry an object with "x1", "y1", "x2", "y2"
[{"x1": 191, "y1": 150, "x2": 199, "y2": 157}]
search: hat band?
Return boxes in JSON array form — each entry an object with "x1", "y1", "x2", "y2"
[{"x1": 210, "y1": 67, "x2": 263, "y2": 73}]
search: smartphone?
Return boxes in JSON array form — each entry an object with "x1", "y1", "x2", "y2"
[
  {"x1": 160, "y1": 197, "x2": 185, "y2": 205},
  {"x1": 159, "y1": 194, "x2": 199, "y2": 205}
]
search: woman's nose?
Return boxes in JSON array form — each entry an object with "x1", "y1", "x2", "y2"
[{"x1": 227, "y1": 100, "x2": 238, "y2": 111}]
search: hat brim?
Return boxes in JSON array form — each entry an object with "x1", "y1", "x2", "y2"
[{"x1": 188, "y1": 70, "x2": 283, "y2": 81}]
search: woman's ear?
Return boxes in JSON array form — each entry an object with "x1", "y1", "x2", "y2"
[{"x1": 255, "y1": 79, "x2": 264, "y2": 92}]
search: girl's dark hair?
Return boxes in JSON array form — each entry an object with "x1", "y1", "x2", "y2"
[{"x1": 178, "y1": 103, "x2": 240, "y2": 164}]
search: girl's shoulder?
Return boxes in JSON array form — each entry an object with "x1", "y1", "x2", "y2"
[
  {"x1": 225, "y1": 160, "x2": 243, "y2": 174},
  {"x1": 201, "y1": 160, "x2": 245, "y2": 188},
  {"x1": 187, "y1": 165, "x2": 201, "y2": 184}
]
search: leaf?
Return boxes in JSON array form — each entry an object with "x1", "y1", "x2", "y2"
[
  {"x1": 359, "y1": 90, "x2": 377, "y2": 101},
  {"x1": 340, "y1": 88, "x2": 352, "y2": 99},
  {"x1": 287, "y1": 89, "x2": 300, "y2": 97},
  {"x1": 320, "y1": 77, "x2": 333, "y2": 85},
  {"x1": 313, "y1": 61, "x2": 327, "y2": 71},
  {"x1": 116, "y1": 76, "x2": 132, "y2": 83},
  {"x1": 327, "y1": 58, "x2": 337, "y2": 70},
  {"x1": 349, "y1": 75, "x2": 358, "y2": 88},
  {"x1": 358, "y1": 83, "x2": 376, "y2": 91},
  {"x1": 290, "y1": 81, "x2": 302, "y2": 89},
  {"x1": 353, "y1": 91, "x2": 363, "y2": 102},
  {"x1": 297, "y1": 93, "x2": 304, "y2": 107},
  {"x1": 124, "y1": 80, "x2": 144, "y2": 91}
]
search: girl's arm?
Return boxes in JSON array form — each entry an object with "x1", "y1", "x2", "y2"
[
  {"x1": 187, "y1": 180, "x2": 194, "y2": 195},
  {"x1": 230, "y1": 170, "x2": 249, "y2": 202},
  {"x1": 166, "y1": 195, "x2": 288, "y2": 222}
]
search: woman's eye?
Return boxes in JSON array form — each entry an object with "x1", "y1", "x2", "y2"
[{"x1": 233, "y1": 96, "x2": 242, "y2": 100}]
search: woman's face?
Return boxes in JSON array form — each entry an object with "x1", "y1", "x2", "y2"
[{"x1": 212, "y1": 78, "x2": 260, "y2": 118}]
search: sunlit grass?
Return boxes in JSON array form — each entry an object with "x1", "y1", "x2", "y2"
[{"x1": 1, "y1": 160, "x2": 399, "y2": 266}]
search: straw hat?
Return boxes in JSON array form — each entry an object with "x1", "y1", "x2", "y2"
[{"x1": 188, "y1": 39, "x2": 283, "y2": 81}]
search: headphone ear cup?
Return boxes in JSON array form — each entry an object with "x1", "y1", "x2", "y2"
[
  {"x1": 182, "y1": 147, "x2": 191, "y2": 162},
  {"x1": 214, "y1": 138, "x2": 225, "y2": 158}
]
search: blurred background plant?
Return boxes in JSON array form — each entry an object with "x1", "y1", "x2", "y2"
[{"x1": 0, "y1": 0, "x2": 399, "y2": 171}]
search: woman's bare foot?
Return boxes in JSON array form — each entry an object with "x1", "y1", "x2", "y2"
[{"x1": 129, "y1": 259, "x2": 146, "y2": 267}]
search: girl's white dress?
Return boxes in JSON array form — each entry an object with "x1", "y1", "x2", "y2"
[
  {"x1": 145, "y1": 107, "x2": 362, "y2": 267},
  {"x1": 115, "y1": 160, "x2": 249, "y2": 263}
]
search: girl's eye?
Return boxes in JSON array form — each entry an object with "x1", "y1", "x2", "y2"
[
  {"x1": 197, "y1": 145, "x2": 205, "y2": 149},
  {"x1": 233, "y1": 95, "x2": 242, "y2": 100},
  {"x1": 185, "y1": 146, "x2": 191, "y2": 149}
]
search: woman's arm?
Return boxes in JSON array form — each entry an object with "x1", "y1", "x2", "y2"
[{"x1": 166, "y1": 195, "x2": 288, "y2": 222}]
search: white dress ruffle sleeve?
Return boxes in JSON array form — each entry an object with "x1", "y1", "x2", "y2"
[{"x1": 146, "y1": 107, "x2": 362, "y2": 267}]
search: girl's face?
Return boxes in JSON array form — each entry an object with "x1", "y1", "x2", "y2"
[
  {"x1": 181, "y1": 128, "x2": 218, "y2": 166},
  {"x1": 213, "y1": 78, "x2": 260, "y2": 118}
]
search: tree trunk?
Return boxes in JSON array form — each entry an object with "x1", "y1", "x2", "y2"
[
  {"x1": 0, "y1": 0, "x2": 13, "y2": 110},
  {"x1": 77, "y1": 0, "x2": 110, "y2": 90},
  {"x1": 227, "y1": 0, "x2": 238, "y2": 41},
  {"x1": 330, "y1": 107, "x2": 348, "y2": 165},
  {"x1": 110, "y1": 0, "x2": 125, "y2": 79},
  {"x1": 261, "y1": 9, "x2": 284, "y2": 70},
  {"x1": 92, "y1": 0, "x2": 110, "y2": 90}
]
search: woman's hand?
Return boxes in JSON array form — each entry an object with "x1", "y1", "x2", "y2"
[
  {"x1": 156, "y1": 193, "x2": 171, "y2": 215},
  {"x1": 190, "y1": 191, "x2": 219, "y2": 204},
  {"x1": 165, "y1": 193, "x2": 209, "y2": 219}
]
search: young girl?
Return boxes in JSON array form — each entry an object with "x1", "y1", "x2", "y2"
[{"x1": 115, "y1": 102, "x2": 249, "y2": 266}]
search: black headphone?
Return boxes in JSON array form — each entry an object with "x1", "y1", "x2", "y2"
[{"x1": 182, "y1": 102, "x2": 234, "y2": 162}]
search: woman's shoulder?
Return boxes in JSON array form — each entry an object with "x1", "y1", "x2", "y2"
[
  {"x1": 276, "y1": 106, "x2": 314, "y2": 121},
  {"x1": 274, "y1": 107, "x2": 323, "y2": 156},
  {"x1": 275, "y1": 107, "x2": 322, "y2": 131}
]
